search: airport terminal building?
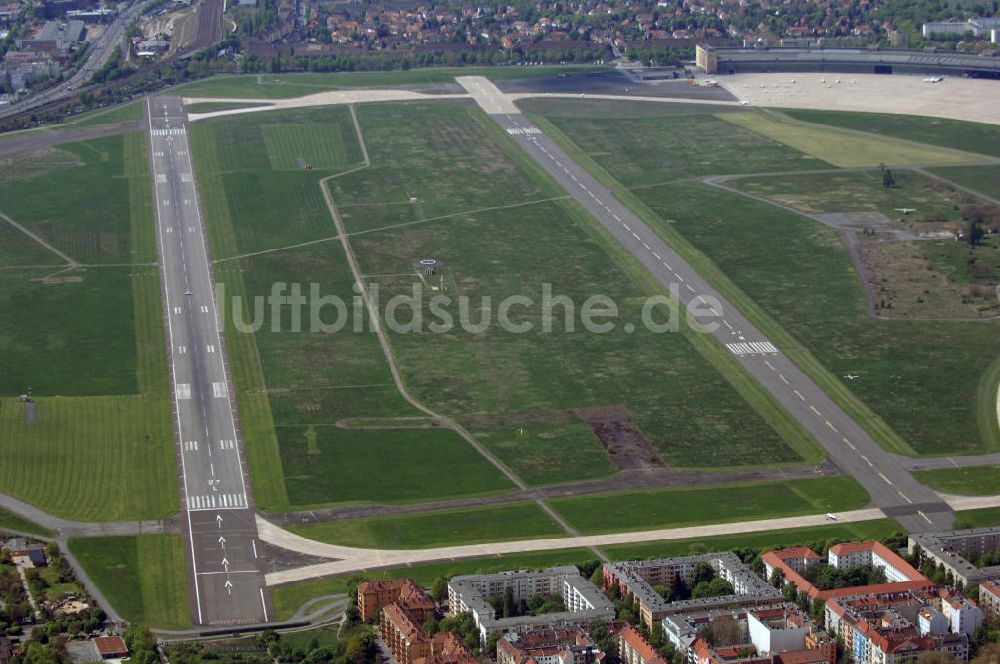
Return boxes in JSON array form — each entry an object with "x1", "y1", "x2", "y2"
[{"x1": 696, "y1": 44, "x2": 1000, "y2": 78}]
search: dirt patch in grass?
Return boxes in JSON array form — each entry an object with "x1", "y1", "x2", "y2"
[
  {"x1": 859, "y1": 240, "x2": 999, "y2": 320},
  {"x1": 576, "y1": 405, "x2": 666, "y2": 471}
]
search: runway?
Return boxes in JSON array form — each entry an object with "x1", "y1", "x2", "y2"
[
  {"x1": 457, "y1": 77, "x2": 955, "y2": 534},
  {"x1": 146, "y1": 95, "x2": 272, "y2": 625}
]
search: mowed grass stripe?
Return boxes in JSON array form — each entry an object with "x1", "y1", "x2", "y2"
[
  {"x1": 719, "y1": 112, "x2": 987, "y2": 168},
  {"x1": 288, "y1": 502, "x2": 566, "y2": 549},
  {"x1": 781, "y1": 110, "x2": 1000, "y2": 160},
  {"x1": 549, "y1": 477, "x2": 869, "y2": 535},
  {"x1": 124, "y1": 131, "x2": 156, "y2": 263},
  {"x1": 262, "y1": 123, "x2": 349, "y2": 170},
  {"x1": 69, "y1": 534, "x2": 190, "y2": 630},
  {"x1": 0, "y1": 396, "x2": 176, "y2": 520}
]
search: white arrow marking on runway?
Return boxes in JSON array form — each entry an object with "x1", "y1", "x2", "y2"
[
  {"x1": 222, "y1": 558, "x2": 230, "y2": 572},
  {"x1": 218, "y1": 536, "x2": 226, "y2": 546},
  {"x1": 216, "y1": 514, "x2": 223, "y2": 528},
  {"x1": 225, "y1": 580, "x2": 233, "y2": 595}
]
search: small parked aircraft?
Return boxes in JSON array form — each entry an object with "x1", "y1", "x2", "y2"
[
  {"x1": 894, "y1": 208, "x2": 916, "y2": 214},
  {"x1": 923, "y1": 76, "x2": 944, "y2": 83}
]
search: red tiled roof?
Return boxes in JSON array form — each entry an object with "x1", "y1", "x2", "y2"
[
  {"x1": 94, "y1": 636, "x2": 128, "y2": 657},
  {"x1": 618, "y1": 624, "x2": 667, "y2": 664},
  {"x1": 979, "y1": 581, "x2": 1000, "y2": 599}
]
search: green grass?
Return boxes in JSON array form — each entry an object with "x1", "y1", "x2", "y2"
[
  {"x1": 271, "y1": 516, "x2": 903, "y2": 621},
  {"x1": 731, "y1": 169, "x2": 970, "y2": 223},
  {"x1": 914, "y1": 466, "x2": 1000, "y2": 496},
  {"x1": 0, "y1": 221, "x2": 62, "y2": 266},
  {"x1": 955, "y1": 507, "x2": 1000, "y2": 529},
  {"x1": 68, "y1": 535, "x2": 190, "y2": 630},
  {"x1": 720, "y1": 112, "x2": 985, "y2": 168},
  {"x1": 190, "y1": 106, "x2": 362, "y2": 257},
  {"x1": 518, "y1": 100, "x2": 824, "y2": 188},
  {"x1": 279, "y1": 427, "x2": 514, "y2": 507},
  {"x1": 530, "y1": 103, "x2": 1000, "y2": 457},
  {"x1": 190, "y1": 99, "x2": 821, "y2": 512},
  {"x1": 928, "y1": 164, "x2": 1000, "y2": 200},
  {"x1": 549, "y1": 476, "x2": 869, "y2": 534},
  {"x1": 0, "y1": 508, "x2": 52, "y2": 537},
  {"x1": 0, "y1": 130, "x2": 176, "y2": 521},
  {"x1": 781, "y1": 109, "x2": 1000, "y2": 159},
  {"x1": 173, "y1": 66, "x2": 608, "y2": 99},
  {"x1": 0, "y1": 133, "x2": 149, "y2": 263},
  {"x1": 344, "y1": 103, "x2": 819, "y2": 474},
  {"x1": 600, "y1": 518, "x2": 902, "y2": 560},
  {"x1": 0, "y1": 396, "x2": 176, "y2": 520},
  {"x1": 0, "y1": 267, "x2": 138, "y2": 396},
  {"x1": 71, "y1": 100, "x2": 144, "y2": 127},
  {"x1": 288, "y1": 502, "x2": 566, "y2": 549}
]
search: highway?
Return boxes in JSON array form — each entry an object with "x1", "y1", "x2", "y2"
[
  {"x1": 456, "y1": 77, "x2": 955, "y2": 534},
  {"x1": 147, "y1": 95, "x2": 272, "y2": 625},
  {"x1": 0, "y1": 0, "x2": 147, "y2": 121}
]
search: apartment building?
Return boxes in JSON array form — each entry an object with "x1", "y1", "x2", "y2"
[
  {"x1": 358, "y1": 578, "x2": 435, "y2": 623},
  {"x1": 763, "y1": 542, "x2": 932, "y2": 601},
  {"x1": 497, "y1": 626, "x2": 605, "y2": 664},
  {"x1": 603, "y1": 554, "x2": 782, "y2": 630},
  {"x1": 615, "y1": 624, "x2": 668, "y2": 664},
  {"x1": 448, "y1": 567, "x2": 615, "y2": 642},
  {"x1": 909, "y1": 528, "x2": 1000, "y2": 588},
  {"x1": 825, "y1": 591, "x2": 976, "y2": 664},
  {"x1": 977, "y1": 581, "x2": 1000, "y2": 619},
  {"x1": 663, "y1": 603, "x2": 834, "y2": 664}
]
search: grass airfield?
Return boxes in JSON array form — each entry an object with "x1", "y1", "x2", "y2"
[{"x1": 2, "y1": 68, "x2": 1000, "y2": 627}]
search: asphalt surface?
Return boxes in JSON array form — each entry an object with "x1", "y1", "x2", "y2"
[
  {"x1": 0, "y1": 121, "x2": 143, "y2": 160},
  {"x1": 147, "y1": 95, "x2": 272, "y2": 625},
  {"x1": 0, "y1": 0, "x2": 148, "y2": 121},
  {"x1": 457, "y1": 77, "x2": 955, "y2": 534}
]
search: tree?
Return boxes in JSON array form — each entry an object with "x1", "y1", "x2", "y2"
[
  {"x1": 969, "y1": 219, "x2": 985, "y2": 246},
  {"x1": 692, "y1": 579, "x2": 734, "y2": 599},
  {"x1": 590, "y1": 564, "x2": 605, "y2": 588},
  {"x1": 702, "y1": 615, "x2": 741, "y2": 647},
  {"x1": 770, "y1": 567, "x2": 785, "y2": 588},
  {"x1": 916, "y1": 652, "x2": 960, "y2": 664},
  {"x1": 692, "y1": 561, "x2": 715, "y2": 585},
  {"x1": 502, "y1": 586, "x2": 517, "y2": 618},
  {"x1": 431, "y1": 576, "x2": 449, "y2": 604}
]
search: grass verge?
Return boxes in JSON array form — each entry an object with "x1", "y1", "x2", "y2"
[
  {"x1": 287, "y1": 502, "x2": 565, "y2": 549},
  {"x1": 69, "y1": 535, "x2": 190, "y2": 630}
]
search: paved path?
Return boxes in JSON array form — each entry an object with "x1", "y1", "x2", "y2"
[
  {"x1": 260, "y1": 508, "x2": 888, "y2": 586},
  {"x1": 182, "y1": 90, "x2": 738, "y2": 123},
  {"x1": 0, "y1": 492, "x2": 175, "y2": 537},
  {"x1": 0, "y1": 210, "x2": 80, "y2": 267},
  {"x1": 184, "y1": 90, "x2": 470, "y2": 122},
  {"x1": 261, "y1": 487, "x2": 1000, "y2": 588}
]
